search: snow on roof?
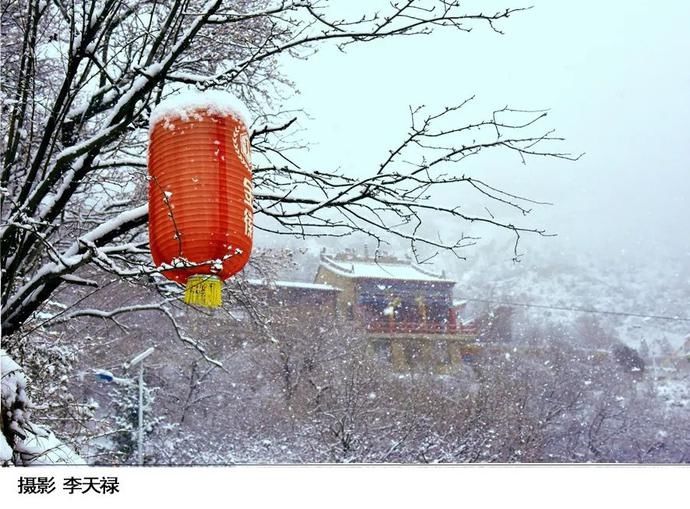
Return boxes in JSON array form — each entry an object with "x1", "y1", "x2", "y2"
[
  {"x1": 246, "y1": 279, "x2": 340, "y2": 291},
  {"x1": 150, "y1": 89, "x2": 252, "y2": 129},
  {"x1": 319, "y1": 254, "x2": 455, "y2": 283}
]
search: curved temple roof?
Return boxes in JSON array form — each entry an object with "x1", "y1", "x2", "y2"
[{"x1": 319, "y1": 253, "x2": 455, "y2": 284}]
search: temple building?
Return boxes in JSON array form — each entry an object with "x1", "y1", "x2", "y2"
[{"x1": 314, "y1": 249, "x2": 478, "y2": 372}]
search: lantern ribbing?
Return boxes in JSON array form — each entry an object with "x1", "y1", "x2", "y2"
[{"x1": 148, "y1": 92, "x2": 253, "y2": 308}]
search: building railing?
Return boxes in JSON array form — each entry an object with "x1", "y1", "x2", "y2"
[{"x1": 365, "y1": 321, "x2": 478, "y2": 335}]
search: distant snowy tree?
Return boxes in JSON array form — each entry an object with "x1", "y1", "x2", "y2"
[
  {"x1": 612, "y1": 343, "x2": 645, "y2": 378},
  {"x1": 97, "y1": 377, "x2": 160, "y2": 465}
]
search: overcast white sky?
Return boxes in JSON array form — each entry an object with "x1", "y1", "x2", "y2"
[{"x1": 280, "y1": 0, "x2": 690, "y2": 263}]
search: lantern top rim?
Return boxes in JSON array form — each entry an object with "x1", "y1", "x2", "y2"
[{"x1": 150, "y1": 89, "x2": 252, "y2": 131}]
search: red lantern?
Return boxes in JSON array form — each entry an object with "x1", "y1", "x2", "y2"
[{"x1": 147, "y1": 91, "x2": 253, "y2": 307}]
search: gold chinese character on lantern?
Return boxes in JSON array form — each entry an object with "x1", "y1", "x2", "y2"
[
  {"x1": 243, "y1": 208, "x2": 253, "y2": 239},
  {"x1": 243, "y1": 177, "x2": 253, "y2": 206}
]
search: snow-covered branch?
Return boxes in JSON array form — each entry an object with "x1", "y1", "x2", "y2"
[
  {"x1": 0, "y1": 0, "x2": 583, "y2": 465},
  {"x1": 1, "y1": 350, "x2": 84, "y2": 465}
]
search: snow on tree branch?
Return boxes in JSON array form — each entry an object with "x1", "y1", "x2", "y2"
[
  {"x1": 0, "y1": 0, "x2": 579, "y2": 464},
  {"x1": 1, "y1": 349, "x2": 83, "y2": 465},
  {"x1": 0, "y1": 0, "x2": 574, "y2": 339}
]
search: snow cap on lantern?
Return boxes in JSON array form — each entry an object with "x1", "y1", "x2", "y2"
[{"x1": 148, "y1": 90, "x2": 253, "y2": 308}]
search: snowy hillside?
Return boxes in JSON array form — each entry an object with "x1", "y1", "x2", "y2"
[{"x1": 451, "y1": 243, "x2": 690, "y2": 354}]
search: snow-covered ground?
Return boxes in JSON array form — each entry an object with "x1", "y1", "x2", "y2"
[{"x1": 657, "y1": 375, "x2": 690, "y2": 409}]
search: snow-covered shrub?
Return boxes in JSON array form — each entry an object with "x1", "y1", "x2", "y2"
[{"x1": 1, "y1": 349, "x2": 83, "y2": 465}]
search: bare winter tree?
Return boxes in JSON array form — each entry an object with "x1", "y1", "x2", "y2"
[
  {"x1": 1, "y1": 0, "x2": 578, "y2": 463},
  {"x1": 0, "y1": 0, "x2": 578, "y2": 335}
]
